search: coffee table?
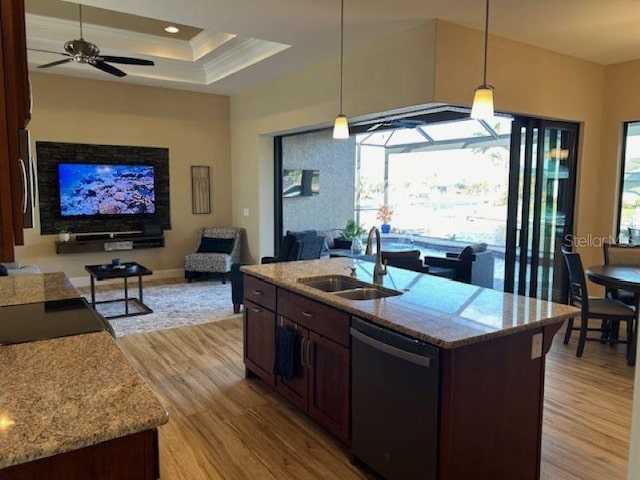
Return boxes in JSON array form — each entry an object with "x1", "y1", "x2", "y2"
[{"x1": 85, "y1": 262, "x2": 153, "y2": 319}]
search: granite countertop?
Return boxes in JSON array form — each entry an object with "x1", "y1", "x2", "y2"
[
  {"x1": 0, "y1": 273, "x2": 168, "y2": 469},
  {"x1": 0, "y1": 332, "x2": 168, "y2": 469},
  {"x1": 0, "y1": 273, "x2": 79, "y2": 307},
  {"x1": 241, "y1": 258, "x2": 579, "y2": 348}
]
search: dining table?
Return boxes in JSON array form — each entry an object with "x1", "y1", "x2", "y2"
[{"x1": 586, "y1": 264, "x2": 640, "y2": 366}]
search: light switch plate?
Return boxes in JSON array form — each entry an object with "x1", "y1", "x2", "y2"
[
  {"x1": 243, "y1": 208, "x2": 249, "y2": 217},
  {"x1": 531, "y1": 332, "x2": 543, "y2": 359}
]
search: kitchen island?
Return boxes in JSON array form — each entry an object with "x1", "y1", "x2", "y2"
[
  {"x1": 241, "y1": 258, "x2": 578, "y2": 480},
  {"x1": 0, "y1": 273, "x2": 168, "y2": 479}
]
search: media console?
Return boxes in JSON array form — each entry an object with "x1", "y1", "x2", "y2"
[{"x1": 56, "y1": 234, "x2": 165, "y2": 254}]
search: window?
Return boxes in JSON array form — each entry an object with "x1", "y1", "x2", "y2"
[{"x1": 618, "y1": 121, "x2": 640, "y2": 243}]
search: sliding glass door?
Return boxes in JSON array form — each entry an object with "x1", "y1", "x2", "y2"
[{"x1": 504, "y1": 119, "x2": 579, "y2": 301}]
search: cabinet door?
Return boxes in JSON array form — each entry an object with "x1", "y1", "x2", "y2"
[
  {"x1": 275, "y1": 318, "x2": 309, "y2": 410},
  {"x1": 0, "y1": 0, "x2": 28, "y2": 261},
  {"x1": 308, "y1": 331, "x2": 350, "y2": 441},
  {"x1": 243, "y1": 300, "x2": 276, "y2": 385}
]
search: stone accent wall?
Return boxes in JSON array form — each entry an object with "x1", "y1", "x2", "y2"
[
  {"x1": 282, "y1": 130, "x2": 355, "y2": 235},
  {"x1": 36, "y1": 141, "x2": 170, "y2": 235}
]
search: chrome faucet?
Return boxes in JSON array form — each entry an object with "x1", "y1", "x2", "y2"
[{"x1": 365, "y1": 226, "x2": 387, "y2": 285}]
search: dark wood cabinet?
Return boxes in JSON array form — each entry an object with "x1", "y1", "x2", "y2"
[
  {"x1": 0, "y1": 0, "x2": 30, "y2": 262},
  {"x1": 276, "y1": 288, "x2": 351, "y2": 442},
  {"x1": 243, "y1": 276, "x2": 352, "y2": 443},
  {"x1": 243, "y1": 299, "x2": 276, "y2": 385},
  {"x1": 0, "y1": 429, "x2": 159, "y2": 480},
  {"x1": 307, "y1": 331, "x2": 350, "y2": 441},
  {"x1": 275, "y1": 317, "x2": 309, "y2": 410}
]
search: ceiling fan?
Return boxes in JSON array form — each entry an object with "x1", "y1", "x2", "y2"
[{"x1": 29, "y1": 4, "x2": 154, "y2": 77}]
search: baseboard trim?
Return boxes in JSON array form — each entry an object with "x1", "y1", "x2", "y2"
[{"x1": 69, "y1": 268, "x2": 185, "y2": 288}]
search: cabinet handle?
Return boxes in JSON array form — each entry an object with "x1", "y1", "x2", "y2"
[
  {"x1": 306, "y1": 339, "x2": 312, "y2": 367},
  {"x1": 250, "y1": 307, "x2": 261, "y2": 313},
  {"x1": 252, "y1": 290, "x2": 263, "y2": 296},
  {"x1": 301, "y1": 311, "x2": 314, "y2": 318},
  {"x1": 18, "y1": 158, "x2": 27, "y2": 213},
  {"x1": 300, "y1": 338, "x2": 307, "y2": 366}
]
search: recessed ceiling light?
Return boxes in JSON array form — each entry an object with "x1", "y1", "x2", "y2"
[{"x1": 164, "y1": 26, "x2": 179, "y2": 34}]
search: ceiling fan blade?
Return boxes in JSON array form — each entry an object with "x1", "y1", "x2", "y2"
[
  {"x1": 28, "y1": 48, "x2": 71, "y2": 57},
  {"x1": 90, "y1": 60, "x2": 127, "y2": 77},
  {"x1": 38, "y1": 58, "x2": 74, "y2": 69},
  {"x1": 99, "y1": 55, "x2": 154, "y2": 66}
]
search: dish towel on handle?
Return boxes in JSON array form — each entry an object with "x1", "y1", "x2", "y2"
[{"x1": 274, "y1": 325, "x2": 300, "y2": 381}]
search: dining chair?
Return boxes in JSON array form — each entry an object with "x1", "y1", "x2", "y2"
[
  {"x1": 602, "y1": 242, "x2": 640, "y2": 305},
  {"x1": 562, "y1": 249, "x2": 636, "y2": 358}
]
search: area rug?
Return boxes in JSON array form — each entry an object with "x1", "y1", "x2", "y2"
[{"x1": 83, "y1": 281, "x2": 240, "y2": 337}]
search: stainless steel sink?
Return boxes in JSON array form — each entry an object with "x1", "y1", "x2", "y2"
[
  {"x1": 297, "y1": 275, "x2": 402, "y2": 300},
  {"x1": 333, "y1": 287, "x2": 401, "y2": 300},
  {"x1": 298, "y1": 275, "x2": 369, "y2": 292}
]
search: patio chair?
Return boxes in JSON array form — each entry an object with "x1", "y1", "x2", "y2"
[{"x1": 423, "y1": 243, "x2": 494, "y2": 287}]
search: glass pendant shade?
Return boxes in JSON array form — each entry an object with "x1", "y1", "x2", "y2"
[
  {"x1": 333, "y1": 114, "x2": 349, "y2": 139},
  {"x1": 470, "y1": 85, "x2": 494, "y2": 120}
]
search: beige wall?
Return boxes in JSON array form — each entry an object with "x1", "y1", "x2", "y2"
[
  {"x1": 231, "y1": 20, "x2": 610, "y2": 266},
  {"x1": 231, "y1": 21, "x2": 438, "y2": 261},
  {"x1": 600, "y1": 60, "x2": 640, "y2": 237},
  {"x1": 433, "y1": 21, "x2": 606, "y2": 268},
  {"x1": 599, "y1": 61, "x2": 640, "y2": 477},
  {"x1": 17, "y1": 73, "x2": 231, "y2": 278}
]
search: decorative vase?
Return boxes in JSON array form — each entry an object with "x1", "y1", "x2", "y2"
[
  {"x1": 381, "y1": 224, "x2": 391, "y2": 234},
  {"x1": 59, "y1": 232, "x2": 70, "y2": 242},
  {"x1": 351, "y1": 237, "x2": 364, "y2": 255}
]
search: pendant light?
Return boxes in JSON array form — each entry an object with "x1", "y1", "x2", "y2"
[
  {"x1": 333, "y1": 0, "x2": 349, "y2": 139},
  {"x1": 470, "y1": 0, "x2": 494, "y2": 120}
]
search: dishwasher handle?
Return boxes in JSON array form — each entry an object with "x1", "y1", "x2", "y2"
[{"x1": 351, "y1": 327, "x2": 432, "y2": 368}]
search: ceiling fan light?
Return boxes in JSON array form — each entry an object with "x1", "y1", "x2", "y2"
[
  {"x1": 333, "y1": 114, "x2": 350, "y2": 139},
  {"x1": 470, "y1": 85, "x2": 494, "y2": 120},
  {"x1": 164, "y1": 26, "x2": 180, "y2": 34}
]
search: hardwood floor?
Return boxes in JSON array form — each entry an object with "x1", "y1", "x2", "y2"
[{"x1": 117, "y1": 315, "x2": 633, "y2": 479}]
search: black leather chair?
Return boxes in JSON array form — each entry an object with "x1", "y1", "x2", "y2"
[
  {"x1": 423, "y1": 243, "x2": 494, "y2": 287},
  {"x1": 562, "y1": 249, "x2": 635, "y2": 359},
  {"x1": 261, "y1": 231, "x2": 325, "y2": 264},
  {"x1": 231, "y1": 232, "x2": 325, "y2": 313}
]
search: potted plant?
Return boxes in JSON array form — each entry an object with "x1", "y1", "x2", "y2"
[
  {"x1": 338, "y1": 219, "x2": 367, "y2": 254},
  {"x1": 377, "y1": 205, "x2": 393, "y2": 233},
  {"x1": 58, "y1": 227, "x2": 70, "y2": 243}
]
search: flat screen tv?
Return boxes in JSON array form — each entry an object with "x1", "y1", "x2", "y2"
[
  {"x1": 283, "y1": 169, "x2": 319, "y2": 197},
  {"x1": 58, "y1": 163, "x2": 156, "y2": 216}
]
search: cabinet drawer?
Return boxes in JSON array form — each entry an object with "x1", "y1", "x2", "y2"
[
  {"x1": 244, "y1": 275, "x2": 276, "y2": 310},
  {"x1": 278, "y1": 289, "x2": 350, "y2": 347}
]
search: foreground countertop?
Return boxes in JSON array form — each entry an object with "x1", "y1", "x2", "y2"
[
  {"x1": 0, "y1": 273, "x2": 168, "y2": 469},
  {"x1": 0, "y1": 332, "x2": 168, "y2": 469},
  {"x1": 0, "y1": 272, "x2": 79, "y2": 307},
  {"x1": 242, "y1": 258, "x2": 578, "y2": 348}
]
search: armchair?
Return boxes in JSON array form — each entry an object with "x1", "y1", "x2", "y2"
[
  {"x1": 423, "y1": 243, "x2": 494, "y2": 288},
  {"x1": 184, "y1": 227, "x2": 244, "y2": 283},
  {"x1": 262, "y1": 230, "x2": 325, "y2": 263}
]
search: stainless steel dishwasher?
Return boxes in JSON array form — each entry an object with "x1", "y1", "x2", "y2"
[{"x1": 351, "y1": 317, "x2": 439, "y2": 480}]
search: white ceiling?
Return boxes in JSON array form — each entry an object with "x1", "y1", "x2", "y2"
[{"x1": 25, "y1": 0, "x2": 640, "y2": 95}]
